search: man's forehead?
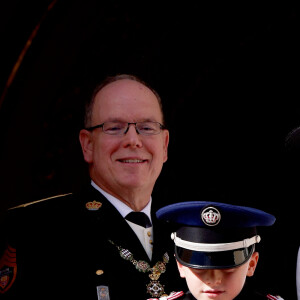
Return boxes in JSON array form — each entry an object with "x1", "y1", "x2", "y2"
[
  {"x1": 93, "y1": 80, "x2": 161, "y2": 114},
  {"x1": 97, "y1": 78, "x2": 151, "y2": 97}
]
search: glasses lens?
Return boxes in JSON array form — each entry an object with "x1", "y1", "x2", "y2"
[
  {"x1": 137, "y1": 122, "x2": 161, "y2": 135},
  {"x1": 102, "y1": 122, "x2": 127, "y2": 135},
  {"x1": 101, "y1": 121, "x2": 162, "y2": 135}
]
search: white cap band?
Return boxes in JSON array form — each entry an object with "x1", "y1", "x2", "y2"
[{"x1": 171, "y1": 232, "x2": 261, "y2": 252}]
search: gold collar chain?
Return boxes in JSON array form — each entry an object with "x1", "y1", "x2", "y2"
[{"x1": 108, "y1": 240, "x2": 169, "y2": 298}]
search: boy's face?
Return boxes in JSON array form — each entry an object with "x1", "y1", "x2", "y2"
[{"x1": 177, "y1": 252, "x2": 259, "y2": 300}]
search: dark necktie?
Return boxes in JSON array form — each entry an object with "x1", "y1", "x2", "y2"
[{"x1": 125, "y1": 212, "x2": 152, "y2": 228}]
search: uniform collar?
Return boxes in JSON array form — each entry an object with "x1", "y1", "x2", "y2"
[{"x1": 91, "y1": 181, "x2": 152, "y2": 223}]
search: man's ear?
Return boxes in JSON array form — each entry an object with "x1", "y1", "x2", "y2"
[
  {"x1": 79, "y1": 129, "x2": 94, "y2": 163},
  {"x1": 247, "y1": 252, "x2": 259, "y2": 277},
  {"x1": 162, "y1": 129, "x2": 169, "y2": 163},
  {"x1": 176, "y1": 260, "x2": 187, "y2": 279}
]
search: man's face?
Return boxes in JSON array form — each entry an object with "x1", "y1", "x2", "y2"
[{"x1": 80, "y1": 79, "x2": 169, "y2": 199}]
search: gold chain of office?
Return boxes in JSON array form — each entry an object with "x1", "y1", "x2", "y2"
[{"x1": 108, "y1": 240, "x2": 169, "y2": 298}]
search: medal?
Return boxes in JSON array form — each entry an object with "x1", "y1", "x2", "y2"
[
  {"x1": 109, "y1": 240, "x2": 169, "y2": 297},
  {"x1": 146, "y1": 281, "x2": 165, "y2": 298}
]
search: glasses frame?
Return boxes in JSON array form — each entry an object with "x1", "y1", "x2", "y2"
[{"x1": 85, "y1": 121, "x2": 166, "y2": 136}]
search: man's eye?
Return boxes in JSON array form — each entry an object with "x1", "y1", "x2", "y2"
[
  {"x1": 105, "y1": 123, "x2": 124, "y2": 131},
  {"x1": 141, "y1": 126, "x2": 153, "y2": 131},
  {"x1": 139, "y1": 123, "x2": 155, "y2": 131}
]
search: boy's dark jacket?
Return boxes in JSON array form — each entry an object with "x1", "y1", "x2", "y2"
[{"x1": 0, "y1": 184, "x2": 186, "y2": 300}]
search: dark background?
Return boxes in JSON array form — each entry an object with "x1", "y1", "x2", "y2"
[{"x1": 0, "y1": 1, "x2": 299, "y2": 298}]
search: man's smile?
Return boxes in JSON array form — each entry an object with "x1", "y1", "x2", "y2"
[{"x1": 117, "y1": 159, "x2": 147, "y2": 163}]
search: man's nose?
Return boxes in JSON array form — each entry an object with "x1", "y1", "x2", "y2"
[
  {"x1": 124, "y1": 123, "x2": 139, "y2": 134},
  {"x1": 122, "y1": 124, "x2": 142, "y2": 148}
]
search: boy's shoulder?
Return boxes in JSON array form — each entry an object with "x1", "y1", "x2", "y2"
[
  {"x1": 146, "y1": 290, "x2": 284, "y2": 300},
  {"x1": 236, "y1": 285, "x2": 284, "y2": 300}
]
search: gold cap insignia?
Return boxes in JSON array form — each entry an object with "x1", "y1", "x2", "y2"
[{"x1": 86, "y1": 200, "x2": 102, "y2": 211}]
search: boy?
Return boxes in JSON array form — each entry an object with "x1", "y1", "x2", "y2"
[{"x1": 152, "y1": 201, "x2": 283, "y2": 300}]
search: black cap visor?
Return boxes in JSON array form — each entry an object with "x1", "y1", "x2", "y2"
[{"x1": 175, "y1": 244, "x2": 255, "y2": 269}]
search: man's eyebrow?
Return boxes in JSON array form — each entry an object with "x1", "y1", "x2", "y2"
[
  {"x1": 99, "y1": 118, "x2": 124, "y2": 122},
  {"x1": 101, "y1": 118, "x2": 160, "y2": 123}
]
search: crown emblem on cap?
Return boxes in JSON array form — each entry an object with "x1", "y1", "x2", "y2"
[
  {"x1": 85, "y1": 200, "x2": 102, "y2": 211},
  {"x1": 201, "y1": 206, "x2": 221, "y2": 226}
]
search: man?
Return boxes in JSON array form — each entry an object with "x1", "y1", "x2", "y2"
[{"x1": 0, "y1": 74, "x2": 186, "y2": 300}]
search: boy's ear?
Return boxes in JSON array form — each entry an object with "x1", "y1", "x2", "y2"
[
  {"x1": 176, "y1": 260, "x2": 187, "y2": 278},
  {"x1": 247, "y1": 252, "x2": 259, "y2": 277}
]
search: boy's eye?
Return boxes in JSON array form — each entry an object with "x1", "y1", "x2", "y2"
[
  {"x1": 191, "y1": 269, "x2": 206, "y2": 275},
  {"x1": 223, "y1": 268, "x2": 236, "y2": 273}
]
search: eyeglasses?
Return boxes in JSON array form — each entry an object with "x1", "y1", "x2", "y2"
[{"x1": 85, "y1": 121, "x2": 166, "y2": 136}]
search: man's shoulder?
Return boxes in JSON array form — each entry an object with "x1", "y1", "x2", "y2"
[
  {"x1": 3, "y1": 184, "x2": 111, "y2": 223},
  {"x1": 9, "y1": 193, "x2": 73, "y2": 209},
  {"x1": 1, "y1": 193, "x2": 76, "y2": 237},
  {"x1": 5, "y1": 193, "x2": 74, "y2": 219},
  {"x1": 0, "y1": 187, "x2": 100, "y2": 250},
  {"x1": 6, "y1": 184, "x2": 99, "y2": 214}
]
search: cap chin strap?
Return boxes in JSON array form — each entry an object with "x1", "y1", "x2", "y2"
[{"x1": 171, "y1": 233, "x2": 261, "y2": 252}]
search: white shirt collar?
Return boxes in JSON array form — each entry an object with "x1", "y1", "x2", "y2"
[{"x1": 91, "y1": 180, "x2": 152, "y2": 222}]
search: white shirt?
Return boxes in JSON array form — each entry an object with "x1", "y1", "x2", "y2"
[{"x1": 91, "y1": 181, "x2": 153, "y2": 260}]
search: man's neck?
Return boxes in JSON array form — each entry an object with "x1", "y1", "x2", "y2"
[{"x1": 91, "y1": 180, "x2": 151, "y2": 212}]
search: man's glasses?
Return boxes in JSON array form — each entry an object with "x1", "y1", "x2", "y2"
[{"x1": 85, "y1": 121, "x2": 166, "y2": 136}]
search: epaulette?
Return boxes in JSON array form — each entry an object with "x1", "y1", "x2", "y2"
[
  {"x1": 8, "y1": 193, "x2": 73, "y2": 210},
  {"x1": 267, "y1": 295, "x2": 284, "y2": 300},
  {"x1": 148, "y1": 291, "x2": 184, "y2": 300}
]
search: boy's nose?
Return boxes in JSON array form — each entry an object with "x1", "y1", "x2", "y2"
[{"x1": 203, "y1": 270, "x2": 222, "y2": 286}]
